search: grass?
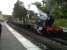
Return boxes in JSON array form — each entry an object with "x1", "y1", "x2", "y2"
[{"x1": 54, "y1": 18, "x2": 67, "y2": 27}]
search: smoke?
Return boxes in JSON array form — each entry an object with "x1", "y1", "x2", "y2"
[
  {"x1": 28, "y1": 4, "x2": 48, "y2": 20},
  {"x1": 28, "y1": 4, "x2": 39, "y2": 13},
  {"x1": 22, "y1": 2, "x2": 48, "y2": 20}
]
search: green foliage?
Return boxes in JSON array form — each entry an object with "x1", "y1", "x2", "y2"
[
  {"x1": 62, "y1": 4, "x2": 67, "y2": 18},
  {"x1": 13, "y1": 1, "x2": 27, "y2": 20},
  {"x1": 54, "y1": 19, "x2": 67, "y2": 27},
  {"x1": 35, "y1": 0, "x2": 67, "y2": 18},
  {"x1": 34, "y1": 2, "x2": 49, "y2": 13},
  {"x1": 48, "y1": 0, "x2": 67, "y2": 18},
  {"x1": 52, "y1": 5, "x2": 63, "y2": 18}
]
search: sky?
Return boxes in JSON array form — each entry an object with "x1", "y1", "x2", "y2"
[{"x1": 0, "y1": 0, "x2": 42, "y2": 15}]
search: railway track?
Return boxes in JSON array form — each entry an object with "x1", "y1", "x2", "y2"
[
  {"x1": 8, "y1": 22, "x2": 67, "y2": 50},
  {"x1": 51, "y1": 38, "x2": 67, "y2": 45}
]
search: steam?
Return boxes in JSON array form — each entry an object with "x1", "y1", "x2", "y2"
[
  {"x1": 28, "y1": 4, "x2": 39, "y2": 13},
  {"x1": 22, "y1": 2, "x2": 48, "y2": 20},
  {"x1": 28, "y1": 4, "x2": 48, "y2": 20}
]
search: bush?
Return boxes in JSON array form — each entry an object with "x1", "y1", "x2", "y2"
[{"x1": 54, "y1": 19, "x2": 67, "y2": 27}]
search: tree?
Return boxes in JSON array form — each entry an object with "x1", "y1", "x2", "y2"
[
  {"x1": 0, "y1": 11, "x2": 2, "y2": 15},
  {"x1": 62, "y1": 0, "x2": 67, "y2": 18},
  {"x1": 37, "y1": 0, "x2": 67, "y2": 18},
  {"x1": 50, "y1": 0, "x2": 67, "y2": 18},
  {"x1": 13, "y1": 0, "x2": 27, "y2": 24}
]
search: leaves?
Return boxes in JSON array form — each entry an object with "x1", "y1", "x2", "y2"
[
  {"x1": 35, "y1": 0, "x2": 67, "y2": 18},
  {"x1": 13, "y1": 1, "x2": 27, "y2": 20}
]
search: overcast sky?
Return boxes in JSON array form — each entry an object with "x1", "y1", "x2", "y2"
[{"x1": 0, "y1": 0, "x2": 42, "y2": 15}]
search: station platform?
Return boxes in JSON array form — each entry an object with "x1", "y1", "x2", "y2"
[{"x1": 0, "y1": 22, "x2": 41, "y2": 50}]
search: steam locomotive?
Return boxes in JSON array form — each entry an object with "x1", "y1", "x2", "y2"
[
  {"x1": 25, "y1": 10, "x2": 63, "y2": 35},
  {"x1": 8, "y1": 4, "x2": 63, "y2": 35}
]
